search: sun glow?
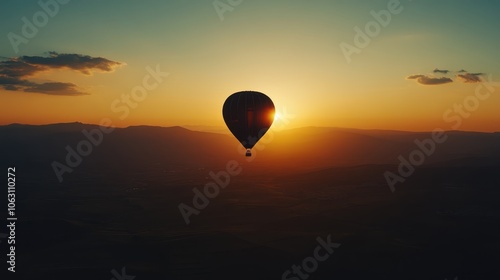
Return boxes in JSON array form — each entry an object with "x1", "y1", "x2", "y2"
[{"x1": 273, "y1": 112, "x2": 280, "y2": 123}]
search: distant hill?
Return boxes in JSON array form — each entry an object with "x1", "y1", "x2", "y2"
[
  {"x1": 258, "y1": 126, "x2": 500, "y2": 168},
  {"x1": 0, "y1": 123, "x2": 238, "y2": 174},
  {"x1": 1, "y1": 123, "x2": 499, "y2": 180}
]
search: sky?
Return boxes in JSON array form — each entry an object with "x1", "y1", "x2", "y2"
[{"x1": 1, "y1": 0, "x2": 499, "y2": 131}]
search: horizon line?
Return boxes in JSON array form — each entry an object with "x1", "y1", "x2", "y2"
[{"x1": 1, "y1": 122, "x2": 498, "y2": 134}]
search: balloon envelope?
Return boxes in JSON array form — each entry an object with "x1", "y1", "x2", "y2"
[{"x1": 222, "y1": 91, "x2": 275, "y2": 155}]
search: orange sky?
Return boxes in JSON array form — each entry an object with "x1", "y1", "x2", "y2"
[{"x1": 1, "y1": 1, "x2": 499, "y2": 132}]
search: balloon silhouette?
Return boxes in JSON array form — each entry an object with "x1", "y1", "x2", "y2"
[{"x1": 223, "y1": 91, "x2": 275, "y2": 156}]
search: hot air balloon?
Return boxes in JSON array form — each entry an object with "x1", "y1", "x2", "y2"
[{"x1": 223, "y1": 91, "x2": 275, "y2": 156}]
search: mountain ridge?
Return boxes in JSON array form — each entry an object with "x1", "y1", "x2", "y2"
[{"x1": 2, "y1": 123, "x2": 499, "y2": 176}]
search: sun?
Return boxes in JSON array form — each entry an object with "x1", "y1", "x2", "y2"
[{"x1": 273, "y1": 112, "x2": 280, "y2": 123}]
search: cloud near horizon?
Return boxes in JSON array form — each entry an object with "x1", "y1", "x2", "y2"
[
  {"x1": 407, "y1": 68, "x2": 486, "y2": 86},
  {"x1": 433, "y1": 68, "x2": 449, "y2": 74},
  {"x1": 0, "y1": 52, "x2": 124, "y2": 96},
  {"x1": 406, "y1": 74, "x2": 453, "y2": 85},
  {"x1": 457, "y1": 72, "x2": 483, "y2": 83}
]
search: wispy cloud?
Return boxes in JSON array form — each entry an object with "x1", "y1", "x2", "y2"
[
  {"x1": 407, "y1": 68, "x2": 486, "y2": 86},
  {"x1": 20, "y1": 51, "x2": 123, "y2": 75},
  {"x1": 24, "y1": 82, "x2": 87, "y2": 96},
  {"x1": 433, "y1": 68, "x2": 449, "y2": 74},
  {"x1": 457, "y1": 72, "x2": 483, "y2": 83},
  {"x1": 406, "y1": 74, "x2": 453, "y2": 85},
  {"x1": 0, "y1": 52, "x2": 124, "y2": 95}
]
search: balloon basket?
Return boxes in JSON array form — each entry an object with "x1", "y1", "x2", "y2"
[{"x1": 245, "y1": 149, "x2": 252, "y2": 157}]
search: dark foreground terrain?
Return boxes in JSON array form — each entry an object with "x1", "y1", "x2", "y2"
[{"x1": 1, "y1": 124, "x2": 499, "y2": 279}]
